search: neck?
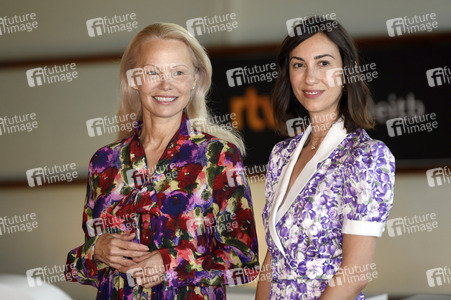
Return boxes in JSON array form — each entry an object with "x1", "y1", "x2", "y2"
[
  {"x1": 307, "y1": 111, "x2": 338, "y2": 150},
  {"x1": 140, "y1": 111, "x2": 182, "y2": 150}
]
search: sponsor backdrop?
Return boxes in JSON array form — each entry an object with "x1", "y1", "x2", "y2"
[{"x1": 0, "y1": 1, "x2": 450, "y2": 299}]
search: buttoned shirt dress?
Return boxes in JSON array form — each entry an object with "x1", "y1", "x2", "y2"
[
  {"x1": 262, "y1": 119, "x2": 395, "y2": 299},
  {"x1": 66, "y1": 114, "x2": 259, "y2": 299}
]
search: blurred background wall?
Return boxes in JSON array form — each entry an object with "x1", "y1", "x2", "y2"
[{"x1": 1, "y1": 0, "x2": 450, "y2": 299}]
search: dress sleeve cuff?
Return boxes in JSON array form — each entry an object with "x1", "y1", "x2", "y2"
[
  {"x1": 342, "y1": 219, "x2": 385, "y2": 237},
  {"x1": 85, "y1": 236, "x2": 109, "y2": 275}
]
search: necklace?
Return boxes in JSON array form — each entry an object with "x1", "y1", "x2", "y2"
[{"x1": 309, "y1": 133, "x2": 328, "y2": 150}]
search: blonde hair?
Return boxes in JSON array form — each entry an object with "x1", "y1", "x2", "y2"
[{"x1": 118, "y1": 23, "x2": 246, "y2": 155}]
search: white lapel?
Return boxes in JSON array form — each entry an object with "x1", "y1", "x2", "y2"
[
  {"x1": 268, "y1": 126, "x2": 311, "y2": 256},
  {"x1": 268, "y1": 119, "x2": 348, "y2": 256}
]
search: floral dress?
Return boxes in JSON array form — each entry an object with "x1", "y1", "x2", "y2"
[
  {"x1": 262, "y1": 119, "x2": 395, "y2": 299},
  {"x1": 66, "y1": 114, "x2": 259, "y2": 299}
]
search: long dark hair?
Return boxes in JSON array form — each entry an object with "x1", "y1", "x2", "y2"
[{"x1": 272, "y1": 17, "x2": 375, "y2": 136}]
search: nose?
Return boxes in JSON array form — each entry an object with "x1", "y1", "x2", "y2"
[
  {"x1": 158, "y1": 73, "x2": 172, "y2": 90},
  {"x1": 304, "y1": 66, "x2": 319, "y2": 85}
]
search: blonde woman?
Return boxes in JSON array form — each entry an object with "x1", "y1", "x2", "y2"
[{"x1": 66, "y1": 23, "x2": 259, "y2": 299}]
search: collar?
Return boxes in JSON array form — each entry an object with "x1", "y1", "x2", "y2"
[
  {"x1": 269, "y1": 118, "x2": 348, "y2": 256},
  {"x1": 129, "y1": 113, "x2": 190, "y2": 177}
]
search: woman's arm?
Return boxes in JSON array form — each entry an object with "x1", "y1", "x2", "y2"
[
  {"x1": 255, "y1": 249, "x2": 272, "y2": 300},
  {"x1": 319, "y1": 234, "x2": 377, "y2": 299}
]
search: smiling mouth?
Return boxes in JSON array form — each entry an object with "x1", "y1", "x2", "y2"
[
  {"x1": 153, "y1": 96, "x2": 177, "y2": 103},
  {"x1": 304, "y1": 91, "x2": 321, "y2": 95}
]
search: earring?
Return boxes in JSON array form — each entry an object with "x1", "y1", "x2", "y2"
[{"x1": 192, "y1": 86, "x2": 195, "y2": 90}]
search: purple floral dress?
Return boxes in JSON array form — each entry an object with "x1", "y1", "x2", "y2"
[
  {"x1": 262, "y1": 119, "x2": 395, "y2": 299},
  {"x1": 66, "y1": 114, "x2": 259, "y2": 299}
]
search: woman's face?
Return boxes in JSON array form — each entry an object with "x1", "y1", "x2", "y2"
[
  {"x1": 289, "y1": 32, "x2": 343, "y2": 119},
  {"x1": 133, "y1": 38, "x2": 197, "y2": 121}
]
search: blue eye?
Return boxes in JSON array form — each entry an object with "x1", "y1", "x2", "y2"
[{"x1": 146, "y1": 70, "x2": 158, "y2": 76}]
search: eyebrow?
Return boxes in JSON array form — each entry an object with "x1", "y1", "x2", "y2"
[
  {"x1": 144, "y1": 64, "x2": 190, "y2": 69},
  {"x1": 290, "y1": 54, "x2": 335, "y2": 61}
]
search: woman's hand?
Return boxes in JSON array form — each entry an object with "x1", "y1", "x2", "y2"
[
  {"x1": 94, "y1": 232, "x2": 150, "y2": 273},
  {"x1": 124, "y1": 251, "x2": 166, "y2": 289}
]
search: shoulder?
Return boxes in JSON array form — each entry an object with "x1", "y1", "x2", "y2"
[
  {"x1": 88, "y1": 134, "x2": 134, "y2": 171},
  {"x1": 344, "y1": 129, "x2": 395, "y2": 172}
]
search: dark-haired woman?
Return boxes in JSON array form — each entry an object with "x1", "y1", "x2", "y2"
[{"x1": 256, "y1": 18, "x2": 395, "y2": 299}]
